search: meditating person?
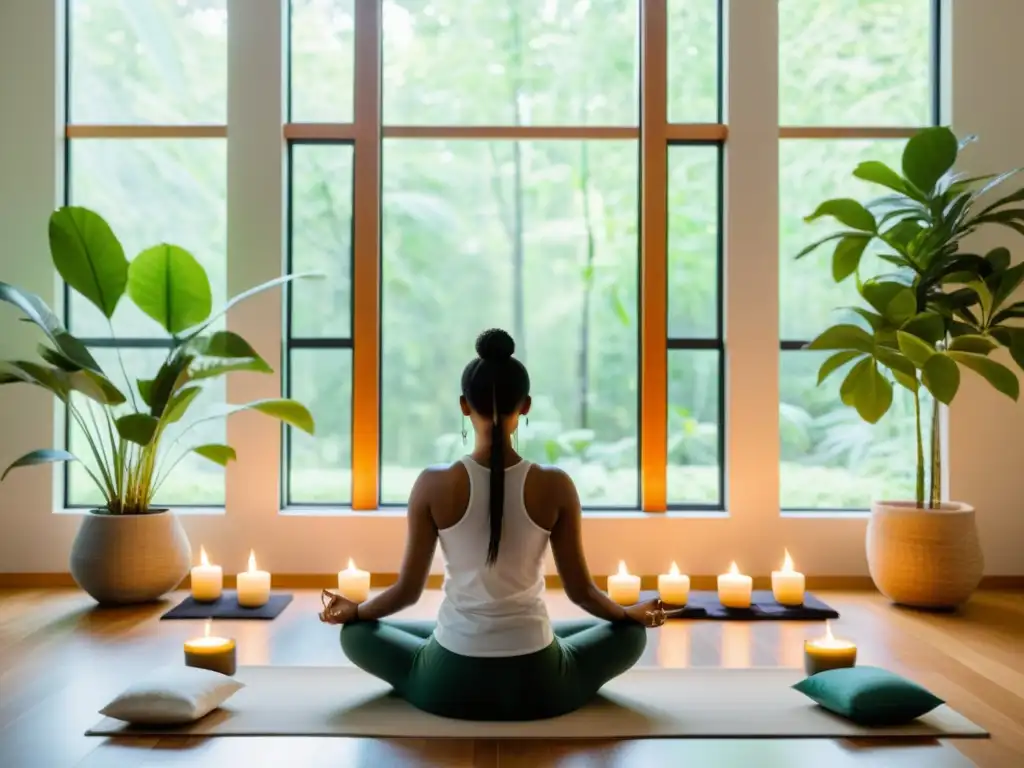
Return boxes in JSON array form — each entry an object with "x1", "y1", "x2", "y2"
[{"x1": 319, "y1": 328, "x2": 670, "y2": 721}]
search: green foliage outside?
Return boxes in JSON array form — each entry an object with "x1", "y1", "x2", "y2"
[{"x1": 60, "y1": 0, "x2": 942, "y2": 510}]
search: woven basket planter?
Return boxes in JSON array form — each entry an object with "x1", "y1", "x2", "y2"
[
  {"x1": 70, "y1": 509, "x2": 192, "y2": 605},
  {"x1": 866, "y1": 500, "x2": 983, "y2": 608}
]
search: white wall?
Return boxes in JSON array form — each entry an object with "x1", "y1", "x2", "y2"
[{"x1": 1, "y1": 0, "x2": 1022, "y2": 579}]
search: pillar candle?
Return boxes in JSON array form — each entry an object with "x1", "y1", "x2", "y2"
[
  {"x1": 607, "y1": 561, "x2": 640, "y2": 605},
  {"x1": 190, "y1": 545, "x2": 223, "y2": 603},
  {"x1": 804, "y1": 621, "x2": 857, "y2": 676},
  {"x1": 236, "y1": 550, "x2": 270, "y2": 608},
  {"x1": 771, "y1": 549, "x2": 805, "y2": 606},
  {"x1": 657, "y1": 561, "x2": 690, "y2": 606},
  {"x1": 184, "y1": 620, "x2": 236, "y2": 676},
  {"x1": 717, "y1": 561, "x2": 752, "y2": 609},
  {"x1": 337, "y1": 558, "x2": 370, "y2": 602}
]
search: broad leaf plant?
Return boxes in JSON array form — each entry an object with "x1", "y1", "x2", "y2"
[
  {"x1": 798, "y1": 127, "x2": 1024, "y2": 509},
  {"x1": 1, "y1": 206, "x2": 317, "y2": 513}
]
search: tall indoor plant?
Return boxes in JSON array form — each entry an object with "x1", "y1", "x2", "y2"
[
  {"x1": 1, "y1": 206, "x2": 316, "y2": 604},
  {"x1": 797, "y1": 127, "x2": 1024, "y2": 607}
]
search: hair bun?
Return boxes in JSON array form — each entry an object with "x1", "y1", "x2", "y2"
[{"x1": 475, "y1": 328, "x2": 515, "y2": 361}]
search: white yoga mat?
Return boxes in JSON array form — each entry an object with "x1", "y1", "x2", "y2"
[{"x1": 87, "y1": 666, "x2": 987, "y2": 740}]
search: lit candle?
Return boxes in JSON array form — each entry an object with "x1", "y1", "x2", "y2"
[
  {"x1": 804, "y1": 621, "x2": 857, "y2": 676},
  {"x1": 771, "y1": 549, "x2": 805, "y2": 607},
  {"x1": 184, "y1": 619, "x2": 236, "y2": 676},
  {"x1": 717, "y1": 561, "x2": 752, "y2": 609},
  {"x1": 657, "y1": 561, "x2": 690, "y2": 606},
  {"x1": 190, "y1": 545, "x2": 223, "y2": 603},
  {"x1": 337, "y1": 557, "x2": 370, "y2": 603},
  {"x1": 607, "y1": 561, "x2": 641, "y2": 605},
  {"x1": 236, "y1": 550, "x2": 270, "y2": 608}
]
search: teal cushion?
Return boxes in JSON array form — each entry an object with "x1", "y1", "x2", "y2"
[{"x1": 792, "y1": 666, "x2": 944, "y2": 726}]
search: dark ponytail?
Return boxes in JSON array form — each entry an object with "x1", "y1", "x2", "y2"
[{"x1": 461, "y1": 329, "x2": 530, "y2": 567}]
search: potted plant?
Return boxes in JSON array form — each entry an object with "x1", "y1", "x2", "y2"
[
  {"x1": 1, "y1": 206, "x2": 316, "y2": 605},
  {"x1": 797, "y1": 127, "x2": 1024, "y2": 608}
]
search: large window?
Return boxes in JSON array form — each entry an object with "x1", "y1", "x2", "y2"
[
  {"x1": 64, "y1": 0, "x2": 228, "y2": 507},
  {"x1": 778, "y1": 0, "x2": 938, "y2": 509}
]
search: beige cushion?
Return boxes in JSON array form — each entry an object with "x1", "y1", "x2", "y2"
[{"x1": 100, "y1": 665, "x2": 244, "y2": 725}]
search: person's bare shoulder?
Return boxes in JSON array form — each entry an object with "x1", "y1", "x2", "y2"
[
  {"x1": 524, "y1": 463, "x2": 578, "y2": 509},
  {"x1": 411, "y1": 462, "x2": 470, "y2": 526}
]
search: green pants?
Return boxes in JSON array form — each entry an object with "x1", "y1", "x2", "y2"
[{"x1": 340, "y1": 619, "x2": 646, "y2": 721}]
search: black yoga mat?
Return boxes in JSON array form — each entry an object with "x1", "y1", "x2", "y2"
[
  {"x1": 640, "y1": 590, "x2": 839, "y2": 621},
  {"x1": 161, "y1": 591, "x2": 293, "y2": 620}
]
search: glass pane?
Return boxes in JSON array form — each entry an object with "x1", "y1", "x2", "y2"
[
  {"x1": 383, "y1": 0, "x2": 639, "y2": 126},
  {"x1": 780, "y1": 351, "x2": 928, "y2": 509},
  {"x1": 780, "y1": 139, "x2": 903, "y2": 341},
  {"x1": 67, "y1": 139, "x2": 227, "y2": 339},
  {"x1": 287, "y1": 350, "x2": 352, "y2": 504},
  {"x1": 668, "y1": 145, "x2": 719, "y2": 339},
  {"x1": 667, "y1": 350, "x2": 720, "y2": 506},
  {"x1": 667, "y1": 0, "x2": 719, "y2": 123},
  {"x1": 779, "y1": 0, "x2": 933, "y2": 126},
  {"x1": 290, "y1": 0, "x2": 355, "y2": 122},
  {"x1": 381, "y1": 140, "x2": 639, "y2": 506},
  {"x1": 68, "y1": 347, "x2": 226, "y2": 507},
  {"x1": 69, "y1": 0, "x2": 227, "y2": 124},
  {"x1": 290, "y1": 145, "x2": 354, "y2": 338}
]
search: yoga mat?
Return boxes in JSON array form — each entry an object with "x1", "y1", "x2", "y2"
[
  {"x1": 161, "y1": 591, "x2": 293, "y2": 620},
  {"x1": 639, "y1": 590, "x2": 840, "y2": 620},
  {"x1": 87, "y1": 666, "x2": 986, "y2": 740}
]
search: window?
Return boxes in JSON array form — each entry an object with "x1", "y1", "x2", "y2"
[
  {"x1": 778, "y1": 0, "x2": 938, "y2": 509},
  {"x1": 64, "y1": 0, "x2": 228, "y2": 507}
]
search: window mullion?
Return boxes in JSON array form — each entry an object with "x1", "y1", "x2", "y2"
[
  {"x1": 226, "y1": 0, "x2": 285, "y2": 517},
  {"x1": 723, "y1": 0, "x2": 780, "y2": 525}
]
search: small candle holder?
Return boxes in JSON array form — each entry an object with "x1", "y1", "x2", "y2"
[
  {"x1": 803, "y1": 621, "x2": 857, "y2": 676},
  {"x1": 184, "y1": 620, "x2": 237, "y2": 676}
]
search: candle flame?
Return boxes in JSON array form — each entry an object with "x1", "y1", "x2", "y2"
[
  {"x1": 669, "y1": 561, "x2": 680, "y2": 576},
  {"x1": 200, "y1": 546, "x2": 209, "y2": 567},
  {"x1": 204, "y1": 619, "x2": 212, "y2": 639},
  {"x1": 825, "y1": 620, "x2": 834, "y2": 642},
  {"x1": 617, "y1": 560, "x2": 628, "y2": 576},
  {"x1": 782, "y1": 549, "x2": 794, "y2": 572},
  {"x1": 348, "y1": 557, "x2": 356, "y2": 571},
  {"x1": 248, "y1": 550, "x2": 257, "y2": 572},
  {"x1": 728, "y1": 561, "x2": 739, "y2": 575}
]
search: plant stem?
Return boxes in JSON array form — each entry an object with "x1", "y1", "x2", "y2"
[
  {"x1": 929, "y1": 396, "x2": 942, "y2": 509},
  {"x1": 108, "y1": 319, "x2": 139, "y2": 412},
  {"x1": 913, "y1": 387, "x2": 925, "y2": 507}
]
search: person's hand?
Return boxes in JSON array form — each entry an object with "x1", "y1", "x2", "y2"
[
  {"x1": 624, "y1": 597, "x2": 669, "y2": 627},
  {"x1": 319, "y1": 589, "x2": 359, "y2": 625}
]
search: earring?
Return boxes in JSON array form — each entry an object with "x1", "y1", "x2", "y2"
[
  {"x1": 461, "y1": 416, "x2": 468, "y2": 445},
  {"x1": 525, "y1": 415, "x2": 529, "y2": 427}
]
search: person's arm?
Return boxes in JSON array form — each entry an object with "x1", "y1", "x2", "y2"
[
  {"x1": 350, "y1": 469, "x2": 439, "y2": 622},
  {"x1": 549, "y1": 469, "x2": 633, "y2": 623}
]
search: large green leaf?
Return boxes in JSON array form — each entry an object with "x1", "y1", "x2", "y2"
[
  {"x1": 2, "y1": 448, "x2": 78, "y2": 482},
  {"x1": 883, "y1": 288, "x2": 917, "y2": 325},
  {"x1": 188, "y1": 330, "x2": 273, "y2": 378},
  {"x1": 127, "y1": 244, "x2": 212, "y2": 334},
  {"x1": 794, "y1": 231, "x2": 851, "y2": 260},
  {"x1": 860, "y1": 280, "x2": 906, "y2": 315},
  {"x1": 48, "y1": 207, "x2": 128, "y2": 319},
  {"x1": 891, "y1": 367, "x2": 920, "y2": 392},
  {"x1": 3, "y1": 361, "x2": 70, "y2": 398},
  {"x1": 947, "y1": 351, "x2": 1020, "y2": 400},
  {"x1": 116, "y1": 413, "x2": 160, "y2": 446},
  {"x1": 0, "y1": 282, "x2": 101, "y2": 372},
  {"x1": 162, "y1": 385, "x2": 203, "y2": 424},
  {"x1": 984, "y1": 247, "x2": 1011, "y2": 272},
  {"x1": 841, "y1": 358, "x2": 893, "y2": 424},
  {"x1": 839, "y1": 358, "x2": 872, "y2": 407},
  {"x1": 146, "y1": 352, "x2": 194, "y2": 416},
  {"x1": 227, "y1": 398, "x2": 316, "y2": 435},
  {"x1": 816, "y1": 350, "x2": 862, "y2": 385},
  {"x1": 832, "y1": 235, "x2": 871, "y2": 282},
  {"x1": 948, "y1": 335, "x2": 998, "y2": 355},
  {"x1": 68, "y1": 370, "x2": 126, "y2": 406},
  {"x1": 901, "y1": 312, "x2": 946, "y2": 344},
  {"x1": 192, "y1": 444, "x2": 237, "y2": 466},
  {"x1": 993, "y1": 262, "x2": 1024, "y2": 312},
  {"x1": 873, "y1": 346, "x2": 917, "y2": 379},
  {"x1": 805, "y1": 199, "x2": 876, "y2": 232},
  {"x1": 853, "y1": 161, "x2": 912, "y2": 197},
  {"x1": 922, "y1": 354, "x2": 960, "y2": 404},
  {"x1": 806, "y1": 324, "x2": 875, "y2": 354},
  {"x1": 897, "y1": 330, "x2": 937, "y2": 368},
  {"x1": 901, "y1": 127, "x2": 958, "y2": 195}
]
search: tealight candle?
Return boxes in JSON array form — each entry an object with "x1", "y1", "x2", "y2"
[
  {"x1": 657, "y1": 561, "x2": 690, "y2": 606},
  {"x1": 804, "y1": 621, "x2": 857, "y2": 676},
  {"x1": 184, "y1": 620, "x2": 236, "y2": 676},
  {"x1": 607, "y1": 561, "x2": 641, "y2": 606},
  {"x1": 190, "y1": 545, "x2": 223, "y2": 603},
  {"x1": 717, "y1": 561, "x2": 752, "y2": 609},
  {"x1": 337, "y1": 558, "x2": 370, "y2": 603},
  {"x1": 236, "y1": 550, "x2": 270, "y2": 608},
  {"x1": 771, "y1": 549, "x2": 805, "y2": 607}
]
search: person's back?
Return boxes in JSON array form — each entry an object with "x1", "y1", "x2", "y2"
[{"x1": 435, "y1": 457, "x2": 552, "y2": 656}]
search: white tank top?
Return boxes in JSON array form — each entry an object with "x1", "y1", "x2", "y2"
[{"x1": 433, "y1": 457, "x2": 554, "y2": 657}]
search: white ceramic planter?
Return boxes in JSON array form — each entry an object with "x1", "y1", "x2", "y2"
[
  {"x1": 866, "y1": 500, "x2": 983, "y2": 608},
  {"x1": 70, "y1": 509, "x2": 192, "y2": 605}
]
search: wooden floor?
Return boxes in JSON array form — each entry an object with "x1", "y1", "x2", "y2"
[{"x1": 1, "y1": 589, "x2": 1022, "y2": 767}]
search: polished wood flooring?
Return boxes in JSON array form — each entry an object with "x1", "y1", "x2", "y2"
[{"x1": 1, "y1": 588, "x2": 1022, "y2": 767}]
